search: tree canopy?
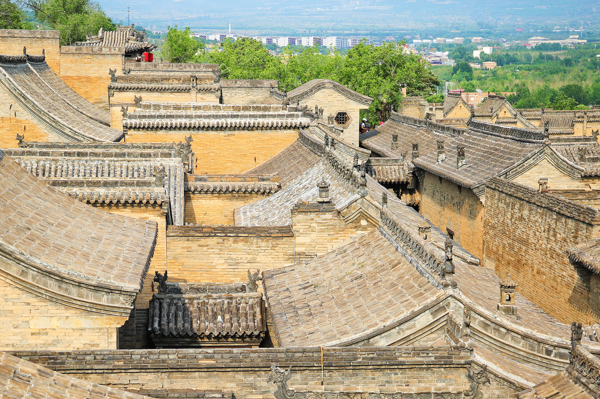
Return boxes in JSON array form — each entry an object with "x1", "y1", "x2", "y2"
[
  {"x1": 21, "y1": 0, "x2": 115, "y2": 45},
  {"x1": 166, "y1": 29, "x2": 440, "y2": 124},
  {"x1": 161, "y1": 26, "x2": 203, "y2": 63},
  {"x1": 0, "y1": 0, "x2": 31, "y2": 29}
]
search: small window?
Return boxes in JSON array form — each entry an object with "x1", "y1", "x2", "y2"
[{"x1": 334, "y1": 112, "x2": 350, "y2": 127}]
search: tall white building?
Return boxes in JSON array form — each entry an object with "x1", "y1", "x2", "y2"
[
  {"x1": 323, "y1": 36, "x2": 343, "y2": 49},
  {"x1": 300, "y1": 37, "x2": 322, "y2": 47}
]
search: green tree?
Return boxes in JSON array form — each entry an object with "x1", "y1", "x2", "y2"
[
  {"x1": 461, "y1": 81, "x2": 476, "y2": 92},
  {"x1": 552, "y1": 92, "x2": 578, "y2": 110},
  {"x1": 207, "y1": 37, "x2": 279, "y2": 80},
  {"x1": 162, "y1": 26, "x2": 203, "y2": 63},
  {"x1": 0, "y1": 0, "x2": 31, "y2": 29},
  {"x1": 560, "y1": 84, "x2": 588, "y2": 105},
  {"x1": 340, "y1": 40, "x2": 440, "y2": 123},
  {"x1": 23, "y1": 0, "x2": 115, "y2": 45},
  {"x1": 276, "y1": 44, "x2": 344, "y2": 91}
]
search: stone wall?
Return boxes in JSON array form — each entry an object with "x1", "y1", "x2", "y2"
[
  {"x1": 59, "y1": 47, "x2": 124, "y2": 110},
  {"x1": 483, "y1": 178, "x2": 600, "y2": 325},
  {"x1": 0, "y1": 30, "x2": 61, "y2": 72},
  {"x1": 11, "y1": 347, "x2": 503, "y2": 399},
  {"x1": 419, "y1": 171, "x2": 485, "y2": 259},
  {"x1": 0, "y1": 276, "x2": 125, "y2": 350},
  {"x1": 166, "y1": 226, "x2": 295, "y2": 284},
  {"x1": 184, "y1": 192, "x2": 268, "y2": 225},
  {"x1": 125, "y1": 131, "x2": 299, "y2": 174}
]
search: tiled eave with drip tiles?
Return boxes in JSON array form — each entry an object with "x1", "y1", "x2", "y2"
[
  {"x1": 5, "y1": 144, "x2": 189, "y2": 225},
  {"x1": 186, "y1": 174, "x2": 281, "y2": 194}
]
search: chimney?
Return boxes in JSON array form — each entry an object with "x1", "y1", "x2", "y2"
[
  {"x1": 578, "y1": 146, "x2": 587, "y2": 163},
  {"x1": 317, "y1": 179, "x2": 330, "y2": 203},
  {"x1": 571, "y1": 322, "x2": 583, "y2": 350},
  {"x1": 457, "y1": 146, "x2": 465, "y2": 168},
  {"x1": 418, "y1": 219, "x2": 431, "y2": 241},
  {"x1": 412, "y1": 143, "x2": 419, "y2": 160},
  {"x1": 391, "y1": 134, "x2": 399, "y2": 150},
  {"x1": 381, "y1": 191, "x2": 388, "y2": 208},
  {"x1": 538, "y1": 178, "x2": 548, "y2": 193},
  {"x1": 497, "y1": 274, "x2": 518, "y2": 316},
  {"x1": 437, "y1": 141, "x2": 445, "y2": 163},
  {"x1": 444, "y1": 237, "x2": 454, "y2": 275}
]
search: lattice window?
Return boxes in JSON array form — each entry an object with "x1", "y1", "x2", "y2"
[{"x1": 334, "y1": 112, "x2": 349, "y2": 126}]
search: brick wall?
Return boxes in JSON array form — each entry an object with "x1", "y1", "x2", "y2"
[
  {"x1": 297, "y1": 88, "x2": 368, "y2": 147},
  {"x1": 419, "y1": 171, "x2": 485, "y2": 259},
  {"x1": 59, "y1": 48, "x2": 124, "y2": 110},
  {"x1": 221, "y1": 80, "x2": 279, "y2": 105},
  {"x1": 166, "y1": 226, "x2": 295, "y2": 284},
  {"x1": 483, "y1": 178, "x2": 600, "y2": 325},
  {"x1": 511, "y1": 159, "x2": 593, "y2": 190},
  {"x1": 291, "y1": 203, "x2": 376, "y2": 261},
  {"x1": 13, "y1": 347, "x2": 491, "y2": 399},
  {"x1": 446, "y1": 103, "x2": 472, "y2": 119},
  {"x1": 0, "y1": 276, "x2": 126, "y2": 350},
  {"x1": 125, "y1": 131, "x2": 299, "y2": 174},
  {"x1": 184, "y1": 192, "x2": 268, "y2": 225},
  {"x1": 0, "y1": 30, "x2": 61, "y2": 72},
  {"x1": 574, "y1": 121, "x2": 600, "y2": 136}
]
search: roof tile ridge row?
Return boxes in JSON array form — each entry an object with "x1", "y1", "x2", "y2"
[
  {"x1": 486, "y1": 177, "x2": 600, "y2": 225},
  {"x1": 185, "y1": 181, "x2": 280, "y2": 194},
  {"x1": 379, "y1": 209, "x2": 449, "y2": 289},
  {"x1": 287, "y1": 79, "x2": 374, "y2": 105},
  {"x1": 323, "y1": 146, "x2": 368, "y2": 197},
  {"x1": 122, "y1": 119, "x2": 311, "y2": 129},
  {"x1": 298, "y1": 128, "x2": 326, "y2": 157},
  {"x1": 26, "y1": 63, "x2": 110, "y2": 127},
  {"x1": 467, "y1": 119, "x2": 546, "y2": 143},
  {"x1": 567, "y1": 344, "x2": 600, "y2": 397},
  {"x1": 390, "y1": 112, "x2": 466, "y2": 138}
]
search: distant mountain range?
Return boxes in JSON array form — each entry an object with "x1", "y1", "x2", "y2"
[{"x1": 100, "y1": 0, "x2": 600, "y2": 35}]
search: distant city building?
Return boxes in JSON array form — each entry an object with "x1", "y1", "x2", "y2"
[
  {"x1": 482, "y1": 61, "x2": 497, "y2": 69},
  {"x1": 472, "y1": 37, "x2": 484, "y2": 43},
  {"x1": 528, "y1": 35, "x2": 586, "y2": 47},
  {"x1": 301, "y1": 37, "x2": 322, "y2": 47},
  {"x1": 454, "y1": 37, "x2": 464, "y2": 44}
]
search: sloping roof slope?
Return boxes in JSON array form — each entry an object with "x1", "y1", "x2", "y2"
[
  {"x1": 0, "y1": 150, "x2": 157, "y2": 291},
  {"x1": 29, "y1": 62, "x2": 110, "y2": 125},
  {"x1": 243, "y1": 140, "x2": 321, "y2": 187},
  {"x1": 0, "y1": 58, "x2": 122, "y2": 142},
  {"x1": 234, "y1": 160, "x2": 360, "y2": 226},
  {"x1": 0, "y1": 352, "x2": 150, "y2": 399},
  {"x1": 518, "y1": 372, "x2": 593, "y2": 399},
  {"x1": 263, "y1": 229, "x2": 443, "y2": 347},
  {"x1": 287, "y1": 79, "x2": 373, "y2": 105}
]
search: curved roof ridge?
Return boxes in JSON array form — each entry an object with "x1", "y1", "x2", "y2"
[{"x1": 287, "y1": 79, "x2": 373, "y2": 105}]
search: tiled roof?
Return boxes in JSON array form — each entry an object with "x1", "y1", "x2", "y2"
[
  {"x1": 29, "y1": 62, "x2": 110, "y2": 125},
  {"x1": 234, "y1": 160, "x2": 361, "y2": 226},
  {"x1": 518, "y1": 372, "x2": 593, "y2": 399},
  {"x1": 443, "y1": 94, "x2": 468, "y2": 117},
  {"x1": 263, "y1": 229, "x2": 444, "y2": 347},
  {"x1": 366, "y1": 157, "x2": 412, "y2": 183},
  {"x1": 0, "y1": 150, "x2": 157, "y2": 291},
  {"x1": 474, "y1": 95, "x2": 508, "y2": 117},
  {"x1": 567, "y1": 237, "x2": 600, "y2": 274},
  {"x1": 0, "y1": 59, "x2": 122, "y2": 142},
  {"x1": 75, "y1": 27, "x2": 155, "y2": 54},
  {"x1": 286, "y1": 79, "x2": 374, "y2": 105},
  {"x1": 0, "y1": 352, "x2": 151, "y2": 399},
  {"x1": 243, "y1": 140, "x2": 321, "y2": 187}
]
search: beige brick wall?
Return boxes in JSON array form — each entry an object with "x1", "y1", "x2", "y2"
[
  {"x1": 0, "y1": 30, "x2": 61, "y2": 73},
  {"x1": 0, "y1": 276, "x2": 126, "y2": 350},
  {"x1": 446, "y1": 104, "x2": 471, "y2": 119},
  {"x1": 184, "y1": 192, "x2": 268, "y2": 225},
  {"x1": 511, "y1": 159, "x2": 594, "y2": 190},
  {"x1": 165, "y1": 231, "x2": 295, "y2": 284},
  {"x1": 419, "y1": 171, "x2": 484, "y2": 259},
  {"x1": 59, "y1": 50, "x2": 124, "y2": 110},
  {"x1": 483, "y1": 186, "x2": 600, "y2": 325},
  {"x1": 93, "y1": 204, "x2": 166, "y2": 309},
  {"x1": 221, "y1": 87, "x2": 280, "y2": 105},
  {"x1": 125, "y1": 131, "x2": 299, "y2": 174},
  {"x1": 298, "y1": 88, "x2": 369, "y2": 147},
  {"x1": 291, "y1": 208, "x2": 376, "y2": 261}
]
